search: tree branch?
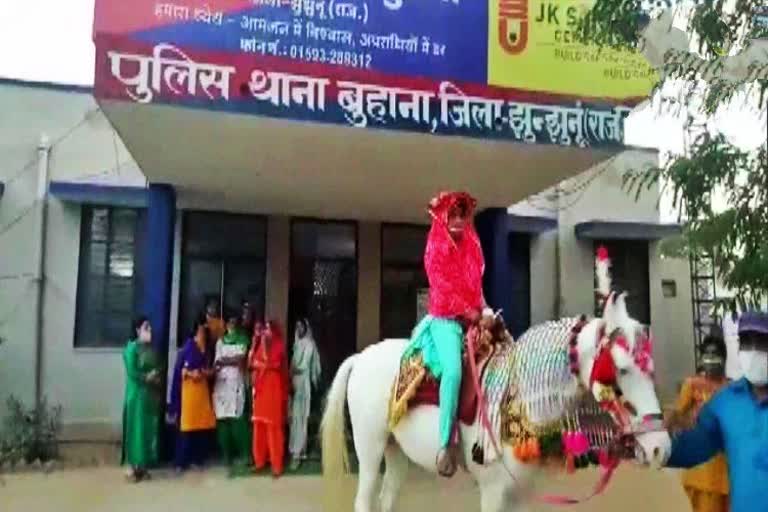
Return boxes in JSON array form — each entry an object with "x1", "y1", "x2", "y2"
[{"x1": 582, "y1": 1, "x2": 768, "y2": 109}]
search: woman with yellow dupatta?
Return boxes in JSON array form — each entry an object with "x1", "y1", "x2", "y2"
[
  {"x1": 669, "y1": 335, "x2": 730, "y2": 512},
  {"x1": 169, "y1": 316, "x2": 217, "y2": 470}
]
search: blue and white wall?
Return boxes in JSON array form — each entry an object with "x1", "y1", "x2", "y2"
[{"x1": 0, "y1": 79, "x2": 145, "y2": 439}]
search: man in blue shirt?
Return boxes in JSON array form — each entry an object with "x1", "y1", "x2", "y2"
[{"x1": 662, "y1": 310, "x2": 768, "y2": 512}]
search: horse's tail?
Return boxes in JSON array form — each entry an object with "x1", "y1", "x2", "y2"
[{"x1": 321, "y1": 353, "x2": 357, "y2": 502}]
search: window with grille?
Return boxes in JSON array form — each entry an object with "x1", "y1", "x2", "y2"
[
  {"x1": 380, "y1": 224, "x2": 428, "y2": 339},
  {"x1": 593, "y1": 240, "x2": 651, "y2": 325},
  {"x1": 74, "y1": 206, "x2": 146, "y2": 348}
]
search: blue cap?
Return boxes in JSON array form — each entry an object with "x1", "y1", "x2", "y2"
[{"x1": 738, "y1": 311, "x2": 768, "y2": 335}]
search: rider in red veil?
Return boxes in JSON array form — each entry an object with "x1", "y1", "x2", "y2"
[{"x1": 402, "y1": 191, "x2": 489, "y2": 477}]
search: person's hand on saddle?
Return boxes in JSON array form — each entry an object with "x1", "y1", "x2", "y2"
[
  {"x1": 461, "y1": 308, "x2": 482, "y2": 325},
  {"x1": 478, "y1": 309, "x2": 513, "y2": 345},
  {"x1": 479, "y1": 309, "x2": 496, "y2": 330}
]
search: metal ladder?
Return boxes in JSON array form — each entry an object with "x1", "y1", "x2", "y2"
[{"x1": 689, "y1": 251, "x2": 718, "y2": 369}]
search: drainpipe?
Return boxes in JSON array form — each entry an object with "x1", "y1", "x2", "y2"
[
  {"x1": 553, "y1": 185, "x2": 563, "y2": 318},
  {"x1": 33, "y1": 134, "x2": 51, "y2": 410}
]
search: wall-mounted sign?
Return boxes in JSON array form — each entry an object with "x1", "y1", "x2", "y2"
[
  {"x1": 488, "y1": 0, "x2": 657, "y2": 99},
  {"x1": 94, "y1": 0, "x2": 657, "y2": 146}
]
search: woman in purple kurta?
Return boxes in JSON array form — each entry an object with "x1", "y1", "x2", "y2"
[{"x1": 169, "y1": 317, "x2": 216, "y2": 470}]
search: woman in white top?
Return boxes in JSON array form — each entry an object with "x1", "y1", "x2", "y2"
[
  {"x1": 288, "y1": 318, "x2": 322, "y2": 469},
  {"x1": 213, "y1": 314, "x2": 251, "y2": 466}
]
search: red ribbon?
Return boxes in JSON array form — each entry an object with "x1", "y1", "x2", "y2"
[{"x1": 535, "y1": 459, "x2": 620, "y2": 505}]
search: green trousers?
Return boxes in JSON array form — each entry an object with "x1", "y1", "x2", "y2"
[
  {"x1": 403, "y1": 315, "x2": 463, "y2": 448},
  {"x1": 216, "y1": 416, "x2": 251, "y2": 465}
]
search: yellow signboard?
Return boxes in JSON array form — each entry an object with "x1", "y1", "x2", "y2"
[{"x1": 488, "y1": 0, "x2": 658, "y2": 100}]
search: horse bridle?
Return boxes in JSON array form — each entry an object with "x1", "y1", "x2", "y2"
[{"x1": 568, "y1": 318, "x2": 666, "y2": 459}]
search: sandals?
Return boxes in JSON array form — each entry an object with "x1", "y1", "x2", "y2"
[{"x1": 125, "y1": 468, "x2": 151, "y2": 483}]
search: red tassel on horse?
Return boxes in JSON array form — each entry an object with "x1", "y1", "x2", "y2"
[{"x1": 590, "y1": 346, "x2": 617, "y2": 386}]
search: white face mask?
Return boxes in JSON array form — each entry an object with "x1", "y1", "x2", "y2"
[
  {"x1": 138, "y1": 326, "x2": 151, "y2": 344},
  {"x1": 738, "y1": 350, "x2": 768, "y2": 386}
]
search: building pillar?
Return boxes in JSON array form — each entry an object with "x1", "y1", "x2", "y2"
[
  {"x1": 142, "y1": 184, "x2": 175, "y2": 460},
  {"x1": 475, "y1": 208, "x2": 513, "y2": 328},
  {"x1": 143, "y1": 184, "x2": 176, "y2": 359}
]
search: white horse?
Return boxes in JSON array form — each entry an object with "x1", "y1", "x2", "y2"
[{"x1": 321, "y1": 291, "x2": 671, "y2": 512}]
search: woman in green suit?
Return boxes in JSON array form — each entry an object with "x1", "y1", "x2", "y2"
[{"x1": 121, "y1": 316, "x2": 161, "y2": 482}]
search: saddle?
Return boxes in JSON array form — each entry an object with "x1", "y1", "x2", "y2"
[{"x1": 388, "y1": 315, "x2": 512, "y2": 429}]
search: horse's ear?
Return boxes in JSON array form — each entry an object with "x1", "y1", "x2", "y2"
[
  {"x1": 613, "y1": 292, "x2": 631, "y2": 320},
  {"x1": 603, "y1": 292, "x2": 619, "y2": 327}
]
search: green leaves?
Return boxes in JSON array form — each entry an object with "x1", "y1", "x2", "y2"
[
  {"x1": 580, "y1": 0, "x2": 766, "y2": 112},
  {"x1": 579, "y1": 0, "x2": 764, "y2": 56},
  {"x1": 584, "y1": 0, "x2": 768, "y2": 308},
  {"x1": 576, "y1": 0, "x2": 644, "y2": 51},
  {"x1": 626, "y1": 135, "x2": 768, "y2": 307},
  {"x1": 573, "y1": 1, "x2": 768, "y2": 305}
]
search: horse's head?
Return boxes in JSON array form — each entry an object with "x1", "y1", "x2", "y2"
[{"x1": 569, "y1": 248, "x2": 670, "y2": 467}]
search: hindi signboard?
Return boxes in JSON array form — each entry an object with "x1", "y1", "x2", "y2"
[{"x1": 93, "y1": 0, "x2": 657, "y2": 147}]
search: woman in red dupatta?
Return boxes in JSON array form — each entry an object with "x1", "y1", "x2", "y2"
[
  {"x1": 249, "y1": 319, "x2": 290, "y2": 476},
  {"x1": 401, "y1": 191, "x2": 488, "y2": 477}
]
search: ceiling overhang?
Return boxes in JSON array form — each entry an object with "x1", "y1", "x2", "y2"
[
  {"x1": 575, "y1": 220, "x2": 682, "y2": 241},
  {"x1": 101, "y1": 99, "x2": 621, "y2": 222}
]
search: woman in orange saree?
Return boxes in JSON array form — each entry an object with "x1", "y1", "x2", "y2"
[{"x1": 249, "y1": 320, "x2": 290, "y2": 476}]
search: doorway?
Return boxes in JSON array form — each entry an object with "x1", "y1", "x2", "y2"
[
  {"x1": 593, "y1": 239, "x2": 651, "y2": 324},
  {"x1": 288, "y1": 220, "x2": 358, "y2": 389},
  {"x1": 288, "y1": 220, "x2": 357, "y2": 460},
  {"x1": 177, "y1": 211, "x2": 267, "y2": 345},
  {"x1": 380, "y1": 224, "x2": 428, "y2": 339}
]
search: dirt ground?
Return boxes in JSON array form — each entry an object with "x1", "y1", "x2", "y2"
[{"x1": 2, "y1": 464, "x2": 690, "y2": 512}]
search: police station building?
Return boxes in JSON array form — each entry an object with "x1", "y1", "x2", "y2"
[{"x1": 0, "y1": 0, "x2": 693, "y2": 443}]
